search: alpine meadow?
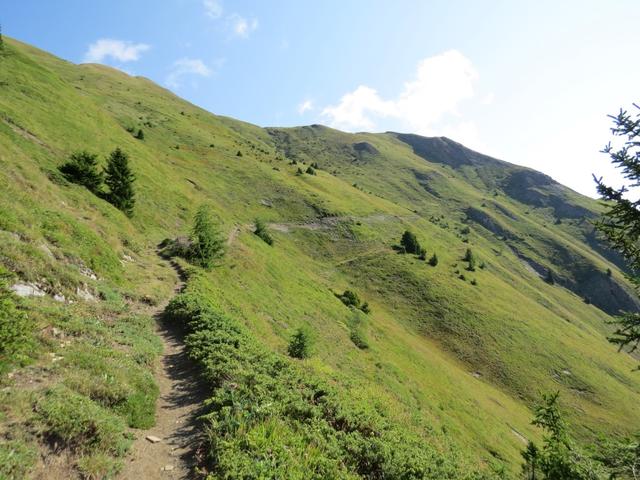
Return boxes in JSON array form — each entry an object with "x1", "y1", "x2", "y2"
[{"x1": 0, "y1": 25, "x2": 639, "y2": 480}]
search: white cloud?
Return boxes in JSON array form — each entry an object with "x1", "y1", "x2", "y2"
[
  {"x1": 166, "y1": 58, "x2": 211, "y2": 89},
  {"x1": 297, "y1": 99, "x2": 314, "y2": 115},
  {"x1": 203, "y1": 0, "x2": 223, "y2": 19},
  {"x1": 321, "y1": 50, "x2": 480, "y2": 142},
  {"x1": 83, "y1": 39, "x2": 150, "y2": 64},
  {"x1": 229, "y1": 14, "x2": 258, "y2": 38}
]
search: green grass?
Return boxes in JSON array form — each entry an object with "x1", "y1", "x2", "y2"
[{"x1": 0, "y1": 36, "x2": 639, "y2": 478}]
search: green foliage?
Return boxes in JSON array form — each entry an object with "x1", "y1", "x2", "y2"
[
  {"x1": 522, "y1": 392, "x2": 608, "y2": 479},
  {"x1": 594, "y1": 435, "x2": 640, "y2": 479},
  {"x1": 62, "y1": 344, "x2": 159, "y2": 428},
  {"x1": 419, "y1": 247, "x2": 427, "y2": 260},
  {"x1": 0, "y1": 268, "x2": 32, "y2": 372},
  {"x1": 428, "y1": 253, "x2": 439, "y2": 266},
  {"x1": 165, "y1": 279, "x2": 493, "y2": 479},
  {"x1": 254, "y1": 218, "x2": 274, "y2": 246},
  {"x1": 134, "y1": 128, "x2": 144, "y2": 140},
  {"x1": 400, "y1": 230, "x2": 421, "y2": 255},
  {"x1": 35, "y1": 385, "x2": 130, "y2": 456},
  {"x1": 288, "y1": 327, "x2": 312, "y2": 359},
  {"x1": 305, "y1": 166, "x2": 316, "y2": 175},
  {"x1": 296, "y1": 167, "x2": 304, "y2": 175},
  {"x1": 0, "y1": 440, "x2": 36, "y2": 479},
  {"x1": 594, "y1": 104, "x2": 640, "y2": 361},
  {"x1": 464, "y1": 248, "x2": 476, "y2": 271},
  {"x1": 348, "y1": 310, "x2": 369, "y2": 349},
  {"x1": 338, "y1": 289, "x2": 360, "y2": 308},
  {"x1": 188, "y1": 205, "x2": 225, "y2": 269},
  {"x1": 545, "y1": 269, "x2": 555, "y2": 285},
  {"x1": 236, "y1": 150, "x2": 243, "y2": 157},
  {"x1": 58, "y1": 151, "x2": 104, "y2": 194},
  {"x1": 104, "y1": 148, "x2": 135, "y2": 216}
]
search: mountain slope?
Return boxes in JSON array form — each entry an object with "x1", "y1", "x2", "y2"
[{"x1": 0, "y1": 37, "x2": 638, "y2": 478}]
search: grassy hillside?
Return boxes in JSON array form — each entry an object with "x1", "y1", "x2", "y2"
[{"x1": 0, "y1": 37, "x2": 638, "y2": 478}]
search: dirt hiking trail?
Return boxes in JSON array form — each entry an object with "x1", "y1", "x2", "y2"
[{"x1": 119, "y1": 257, "x2": 208, "y2": 480}]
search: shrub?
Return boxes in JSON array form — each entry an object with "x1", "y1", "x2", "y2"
[
  {"x1": 35, "y1": 385, "x2": 130, "y2": 456},
  {"x1": 522, "y1": 392, "x2": 609, "y2": 479},
  {"x1": 0, "y1": 268, "x2": 32, "y2": 372},
  {"x1": 464, "y1": 248, "x2": 476, "y2": 271},
  {"x1": 134, "y1": 128, "x2": 144, "y2": 140},
  {"x1": 400, "y1": 230, "x2": 421, "y2": 255},
  {"x1": 254, "y1": 219, "x2": 274, "y2": 246},
  {"x1": 305, "y1": 166, "x2": 316, "y2": 175},
  {"x1": 59, "y1": 151, "x2": 103, "y2": 194},
  {"x1": 104, "y1": 148, "x2": 135, "y2": 217},
  {"x1": 164, "y1": 276, "x2": 486, "y2": 479},
  {"x1": 428, "y1": 253, "x2": 439, "y2": 266},
  {"x1": 296, "y1": 167, "x2": 304, "y2": 175},
  {"x1": 0, "y1": 440, "x2": 36, "y2": 479},
  {"x1": 360, "y1": 302, "x2": 371, "y2": 314},
  {"x1": 348, "y1": 311, "x2": 369, "y2": 349},
  {"x1": 188, "y1": 205, "x2": 225, "y2": 269},
  {"x1": 418, "y1": 248, "x2": 427, "y2": 260},
  {"x1": 338, "y1": 289, "x2": 360, "y2": 308},
  {"x1": 287, "y1": 327, "x2": 311, "y2": 359},
  {"x1": 471, "y1": 279, "x2": 478, "y2": 286},
  {"x1": 236, "y1": 150, "x2": 243, "y2": 157}
]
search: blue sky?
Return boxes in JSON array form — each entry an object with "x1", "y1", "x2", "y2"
[{"x1": 3, "y1": 0, "x2": 640, "y2": 196}]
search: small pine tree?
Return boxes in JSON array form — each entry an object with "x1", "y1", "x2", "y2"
[
  {"x1": 59, "y1": 151, "x2": 103, "y2": 194},
  {"x1": 288, "y1": 327, "x2": 311, "y2": 359},
  {"x1": 134, "y1": 128, "x2": 144, "y2": 140},
  {"x1": 428, "y1": 253, "x2": 439, "y2": 266},
  {"x1": 296, "y1": 167, "x2": 304, "y2": 175},
  {"x1": 360, "y1": 302, "x2": 371, "y2": 314},
  {"x1": 236, "y1": 150, "x2": 243, "y2": 157},
  {"x1": 104, "y1": 148, "x2": 135, "y2": 216},
  {"x1": 189, "y1": 205, "x2": 225, "y2": 269},
  {"x1": 464, "y1": 248, "x2": 476, "y2": 271},
  {"x1": 305, "y1": 166, "x2": 316, "y2": 175},
  {"x1": 400, "y1": 230, "x2": 421, "y2": 255},
  {"x1": 418, "y1": 248, "x2": 427, "y2": 260}
]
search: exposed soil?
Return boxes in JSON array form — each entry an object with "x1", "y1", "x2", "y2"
[{"x1": 118, "y1": 258, "x2": 208, "y2": 480}]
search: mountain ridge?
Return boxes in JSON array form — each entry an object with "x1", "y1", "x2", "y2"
[{"x1": 1, "y1": 36, "x2": 639, "y2": 479}]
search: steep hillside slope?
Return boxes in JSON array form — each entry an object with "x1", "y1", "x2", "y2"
[{"x1": 0, "y1": 38, "x2": 638, "y2": 478}]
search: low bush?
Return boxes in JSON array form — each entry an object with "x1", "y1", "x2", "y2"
[
  {"x1": 35, "y1": 385, "x2": 130, "y2": 456},
  {"x1": 0, "y1": 268, "x2": 33, "y2": 372},
  {"x1": 58, "y1": 151, "x2": 103, "y2": 194},
  {"x1": 164, "y1": 273, "x2": 494, "y2": 479},
  {"x1": 254, "y1": 219, "x2": 274, "y2": 246},
  {"x1": 0, "y1": 440, "x2": 37, "y2": 479},
  {"x1": 287, "y1": 327, "x2": 312, "y2": 359}
]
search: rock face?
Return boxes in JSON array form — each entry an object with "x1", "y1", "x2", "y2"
[
  {"x1": 11, "y1": 283, "x2": 46, "y2": 297},
  {"x1": 352, "y1": 142, "x2": 378, "y2": 155}
]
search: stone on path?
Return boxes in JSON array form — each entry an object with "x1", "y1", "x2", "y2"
[{"x1": 146, "y1": 435, "x2": 162, "y2": 443}]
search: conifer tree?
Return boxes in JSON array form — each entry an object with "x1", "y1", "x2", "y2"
[
  {"x1": 595, "y1": 104, "x2": 640, "y2": 360},
  {"x1": 104, "y1": 148, "x2": 135, "y2": 216},
  {"x1": 400, "y1": 230, "x2": 421, "y2": 255},
  {"x1": 189, "y1": 205, "x2": 225, "y2": 269},
  {"x1": 428, "y1": 253, "x2": 439, "y2": 266},
  {"x1": 59, "y1": 151, "x2": 103, "y2": 194}
]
